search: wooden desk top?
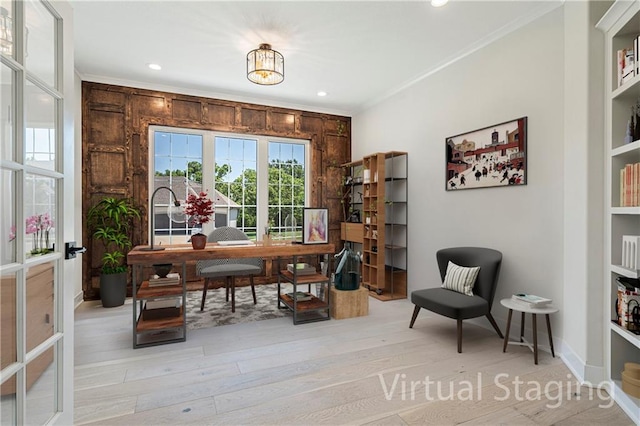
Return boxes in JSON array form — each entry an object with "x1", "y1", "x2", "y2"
[{"x1": 127, "y1": 242, "x2": 336, "y2": 265}]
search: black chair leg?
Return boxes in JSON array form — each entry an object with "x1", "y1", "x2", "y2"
[
  {"x1": 231, "y1": 277, "x2": 236, "y2": 313},
  {"x1": 250, "y1": 276, "x2": 257, "y2": 305},
  {"x1": 225, "y1": 277, "x2": 230, "y2": 302},
  {"x1": 457, "y1": 319, "x2": 463, "y2": 353},
  {"x1": 200, "y1": 278, "x2": 209, "y2": 311},
  {"x1": 409, "y1": 305, "x2": 421, "y2": 328},
  {"x1": 486, "y1": 313, "x2": 504, "y2": 339}
]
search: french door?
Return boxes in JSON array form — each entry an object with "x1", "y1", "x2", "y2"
[{"x1": 1, "y1": 0, "x2": 74, "y2": 424}]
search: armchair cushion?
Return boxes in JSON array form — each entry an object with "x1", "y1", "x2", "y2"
[
  {"x1": 441, "y1": 261, "x2": 480, "y2": 296},
  {"x1": 412, "y1": 288, "x2": 489, "y2": 319}
]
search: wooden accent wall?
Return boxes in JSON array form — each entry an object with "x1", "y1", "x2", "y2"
[{"x1": 82, "y1": 81, "x2": 351, "y2": 300}]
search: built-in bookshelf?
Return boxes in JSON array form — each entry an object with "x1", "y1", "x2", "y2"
[{"x1": 597, "y1": 1, "x2": 640, "y2": 423}]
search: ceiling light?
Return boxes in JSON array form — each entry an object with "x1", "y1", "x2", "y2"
[
  {"x1": 431, "y1": 0, "x2": 449, "y2": 7},
  {"x1": 247, "y1": 43, "x2": 284, "y2": 85},
  {"x1": 317, "y1": 91, "x2": 327, "y2": 97},
  {"x1": 148, "y1": 63, "x2": 162, "y2": 71}
]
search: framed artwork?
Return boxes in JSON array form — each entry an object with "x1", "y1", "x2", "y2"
[
  {"x1": 302, "y1": 208, "x2": 328, "y2": 244},
  {"x1": 445, "y1": 116, "x2": 527, "y2": 191}
]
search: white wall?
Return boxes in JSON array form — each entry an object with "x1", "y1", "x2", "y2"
[{"x1": 353, "y1": 9, "x2": 566, "y2": 341}]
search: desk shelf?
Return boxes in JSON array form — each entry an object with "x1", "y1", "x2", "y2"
[
  {"x1": 131, "y1": 264, "x2": 187, "y2": 349},
  {"x1": 277, "y1": 255, "x2": 332, "y2": 325}
]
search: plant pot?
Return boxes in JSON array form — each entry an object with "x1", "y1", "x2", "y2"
[
  {"x1": 191, "y1": 233, "x2": 207, "y2": 250},
  {"x1": 100, "y1": 271, "x2": 127, "y2": 307}
]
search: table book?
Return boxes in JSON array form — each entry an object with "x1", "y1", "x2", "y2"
[{"x1": 511, "y1": 293, "x2": 552, "y2": 308}]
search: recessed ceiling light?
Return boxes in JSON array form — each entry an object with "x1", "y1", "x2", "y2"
[
  {"x1": 148, "y1": 63, "x2": 162, "y2": 71},
  {"x1": 431, "y1": 0, "x2": 449, "y2": 7},
  {"x1": 317, "y1": 91, "x2": 327, "y2": 97}
]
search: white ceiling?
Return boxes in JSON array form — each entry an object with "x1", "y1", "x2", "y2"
[{"x1": 71, "y1": 0, "x2": 562, "y2": 116}]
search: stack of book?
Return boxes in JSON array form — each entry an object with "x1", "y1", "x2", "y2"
[
  {"x1": 286, "y1": 263, "x2": 316, "y2": 275},
  {"x1": 617, "y1": 35, "x2": 640, "y2": 87},
  {"x1": 148, "y1": 273, "x2": 180, "y2": 287},
  {"x1": 620, "y1": 163, "x2": 640, "y2": 207},
  {"x1": 286, "y1": 291, "x2": 313, "y2": 302},
  {"x1": 511, "y1": 293, "x2": 552, "y2": 308}
]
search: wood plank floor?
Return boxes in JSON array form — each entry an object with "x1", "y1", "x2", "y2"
[{"x1": 74, "y1": 295, "x2": 632, "y2": 425}]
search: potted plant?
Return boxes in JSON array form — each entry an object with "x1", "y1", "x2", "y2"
[
  {"x1": 87, "y1": 197, "x2": 141, "y2": 307},
  {"x1": 184, "y1": 190, "x2": 214, "y2": 249}
]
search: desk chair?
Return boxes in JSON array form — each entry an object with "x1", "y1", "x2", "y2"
[
  {"x1": 196, "y1": 227, "x2": 263, "y2": 313},
  {"x1": 409, "y1": 247, "x2": 503, "y2": 353}
]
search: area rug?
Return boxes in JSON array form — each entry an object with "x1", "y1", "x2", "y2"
[{"x1": 185, "y1": 283, "x2": 291, "y2": 330}]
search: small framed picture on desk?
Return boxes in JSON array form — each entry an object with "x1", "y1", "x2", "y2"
[{"x1": 303, "y1": 208, "x2": 328, "y2": 244}]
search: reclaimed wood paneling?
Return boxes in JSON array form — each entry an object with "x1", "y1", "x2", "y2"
[
  {"x1": 207, "y1": 104, "x2": 235, "y2": 126},
  {"x1": 240, "y1": 107, "x2": 267, "y2": 130},
  {"x1": 172, "y1": 99, "x2": 201, "y2": 122},
  {"x1": 270, "y1": 111, "x2": 296, "y2": 134},
  {"x1": 82, "y1": 81, "x2": 351, "y2": 300}
]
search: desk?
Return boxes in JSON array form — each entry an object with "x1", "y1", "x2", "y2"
[
  {"x1": 128, "y1": 242, "x2": 335, "y2": 347},
  {"x1": 500, "y1": 298, "x2": 558, "y2": 365}
]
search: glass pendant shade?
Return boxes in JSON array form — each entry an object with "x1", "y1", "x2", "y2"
[
  {"x1": 167, "y1": 204, "x2": 186, "y2": 223},
  {"x1": 247, "y1": 43, "x2": 284, "y2": 85}
]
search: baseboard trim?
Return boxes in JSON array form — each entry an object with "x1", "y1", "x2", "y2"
[{"x1": 74, "y1": 291, "x2": 84, "y2": 309}]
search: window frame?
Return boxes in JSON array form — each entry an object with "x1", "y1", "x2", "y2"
[{"x1": 148, "y1": 125, "x2": 310, "y2": 242}]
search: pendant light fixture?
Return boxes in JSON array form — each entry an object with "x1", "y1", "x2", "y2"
[{"x1": 247, "y1": 43, "x2": 284, "y2": 85}]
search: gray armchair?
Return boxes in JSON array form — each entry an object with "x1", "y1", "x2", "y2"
[
  {"x1": 196, "y1": 227, "x2": 263, "y2": 313},
  {"x1": 409, "y1": 247, "x2": 503, "y2": 353}
]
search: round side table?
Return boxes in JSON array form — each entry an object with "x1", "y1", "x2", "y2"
[{"x1": 500, "y1": 298, "x2": 559, "y2": 365}]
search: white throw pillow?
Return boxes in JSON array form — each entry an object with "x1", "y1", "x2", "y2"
[{"x1": 442, "y1": 261, "x2": 480, "y2": 296}]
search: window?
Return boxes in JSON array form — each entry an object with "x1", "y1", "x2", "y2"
[{"x1": 150, "y1": 127, "x2": 309, "y2": 243}]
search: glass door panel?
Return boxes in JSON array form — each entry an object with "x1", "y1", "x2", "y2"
[
  {"x1": 0, "y1": 271, "x2": 16, "y2": 373},
  {"x1": 1, "y1": 62, "x2": 14, "y2": 161},
  {"x1": 0, "y1": 0, "x2": 13, "y2": 58},
  {"x1": 1, "y1": 169, "x2": 16, "y2": 264},
  {"x1": 24, "y1": 0, "x2": 56, "y2": 87},
  {"x1": 25, "y1": 346, "x2": 56, "y2": 425},
  {"x1": 24, "y1": 174, "x2": 56, "y2": 256},
  {"x1": 25, "y1": 81, "x2": 56, "y2": 171},
  {"x1": 25, "y1": 262, "x2": 54, "y2": 352}
]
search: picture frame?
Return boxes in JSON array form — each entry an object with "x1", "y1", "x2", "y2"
[
  {"x1": 302, "y1": 208, "x2": 328, "y2": 244},
  {"x1": 445, "y1": 116, "x2": 527, "y2": 191}
]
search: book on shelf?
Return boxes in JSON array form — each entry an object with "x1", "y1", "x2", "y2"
[
  {"x1": 617, "y1": 44, "x2": 638, "y2": 87},
  {"x1": 511, "y1": 293, "x2": 552, "y2": 307},
  {"x1": 145, "y1": 297, "x2": 182, "y2": 310},
  {"x1": 286, "y1": 291, "x2": 313, "y2": 302},
  {"x1": 619, "y1": 163, "x2": 640, "y2": 207},
  {"x1": 149, "y1": 272, "x2": 181, "y2": 287},
  {"x1": 286, "y1": 263, "x2": 316, "y2": 275}
]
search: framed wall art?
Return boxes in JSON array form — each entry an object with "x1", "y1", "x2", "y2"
[
  {"x1": 445, "y1": 116, "x2": 527, "y2": 191},
  {"x1": 302, "y1": 208, "x2": 328, "y2": 244}
]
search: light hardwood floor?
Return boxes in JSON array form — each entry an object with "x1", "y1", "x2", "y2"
[{"x1": 74, "y1": 295, "x2": 632, "y2": 425}]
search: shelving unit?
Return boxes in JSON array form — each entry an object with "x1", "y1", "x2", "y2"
[
  {"x1": 382, "y1": 152, "x2": 408, "y2": 301},
  {"x1": 277, "y1": 255, "x2": 332, "y2": 324},
  {"x1": 132, "y1": 262, "x2": 187, "y2": 348},
  {"x1": 362, "y1": 153, "x2": 386, "y2": 294},
  {"x1": 597, "y1": 2, "x2": 640, "y2": 423},
  {"x1": 340, "y1": 152, "x2": 408, "y2": 300}
]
